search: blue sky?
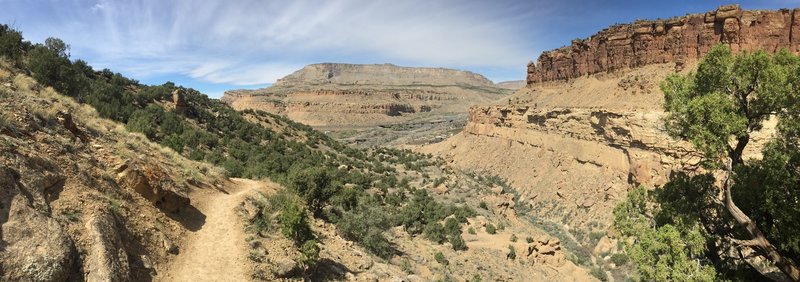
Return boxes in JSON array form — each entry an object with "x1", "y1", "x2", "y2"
[{"x1": 0, "y1": 0, "x2": 796, "y2": 98}]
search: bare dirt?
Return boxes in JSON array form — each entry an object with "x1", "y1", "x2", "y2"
[{"x1": 159, "y1": 179, "x2": 278, "y2": 282}]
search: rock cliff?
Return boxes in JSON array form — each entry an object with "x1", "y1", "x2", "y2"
[
  {"x1": 273, "y1": 63, "x2": 495, "y2": 87},
  {"x1": 222, "y1": 63, "x2": 510, "y2": 128},
  {"x1": 527, "y1": 5, "x2": 800, "y2": 84}
]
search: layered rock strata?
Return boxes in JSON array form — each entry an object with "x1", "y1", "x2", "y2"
[{"x1": 528, "y1": 5, "x2": 800, "y2": 84}]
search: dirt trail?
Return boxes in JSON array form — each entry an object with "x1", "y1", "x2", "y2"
[{"x1": 159, "y1": 178, "x2": 275, "y2": 282}]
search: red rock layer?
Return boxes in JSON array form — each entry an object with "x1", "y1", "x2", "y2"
[{"x1": 527, "y1": 5, "x2": 800, "y2": 84}]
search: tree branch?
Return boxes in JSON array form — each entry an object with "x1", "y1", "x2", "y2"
[{"x1": 722, "y1": 159, "x2": 800, "y2": 281}]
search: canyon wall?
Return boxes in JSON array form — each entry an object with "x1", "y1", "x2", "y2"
[{"x1": 527, "y1": 5, "x2": 800, "y2": 84}]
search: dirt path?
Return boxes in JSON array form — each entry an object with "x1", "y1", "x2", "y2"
[{"x1": 158, "y1": 178, "x2": 275, "y2": 282}]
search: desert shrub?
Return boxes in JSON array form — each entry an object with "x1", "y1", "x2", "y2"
[
  {"x1": 335, "y1": 205, "x2": 393, "y2": 258},
  {"x1": 478, "y1": 201, "x2": 488, "y2": 209},
  {"x1": 485, "y1": 223, "x2": 496, "y2": 234},
  {"x1": 590, "y1": 267, "x2": 608, "y2": 281},
  {"x1": 510, "y1": 234, "x2": 517, "y2": 242},
  {"x1": 289, "y1": 167, "x2": 340, "y2": 215},
  {"x1": 589, "y1": 231, "x2": 605, "y2": 246},
  {"x1": 450, "y1": 234, "x2": 467, "y2": 251},
  {"x1": 468, "y1": 227, "x2": 476, "y2": 235},
  {"x1": 611, "y1": 253, "x2": 629, "y2": 265},
  {"x1": 278, "y1": 201, "x2": 312, "y2": 245},
  {"x1": 526, "y1": 236, "x2": 534, "y2": 243},
  {"x1": 299, "y1": 239, "x2": 320, "y2": 268},
  {"x1": 434, "y1": 252, "x2": 448, "y2": 265},
  {"x1": 0, "y1": 25, "x2": 26, "y2": 62},
  {"x1": 424, "y1": 223, "x2": 448, "y2": 244},
  {"x1": 507, "y1": 245, "x2": 516, "y2": 260}
]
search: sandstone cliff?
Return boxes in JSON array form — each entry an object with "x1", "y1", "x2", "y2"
[{"x1": 527, "y1": 5, "x2": 800, "y2": 84}]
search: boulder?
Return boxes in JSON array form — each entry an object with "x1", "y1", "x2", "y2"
[
  {"x1": 116, "y1": 160, "x2": 189, "y2": 213},
  {"x1": 84, "y1": 211, "x2": 131, "y2": 281},
  {"x1": 0, "y1": 167, "x2": 75, "y2": 282},
  {"x1": 272, "y1": 258, "x2": 297, "y2": 278}
]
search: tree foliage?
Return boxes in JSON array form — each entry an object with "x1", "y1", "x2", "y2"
[
  {"x1": 614, "y1": 186, "x2": 718, "y2": 281},
  {"x1": 623, "y1": 44, "x2": 800, "y2": 281}
]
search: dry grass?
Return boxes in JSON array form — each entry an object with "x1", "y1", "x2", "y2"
[
  {"x1": 13, "y1": 74, "x2": 37, "y2": 92},
  {"x1": 1, "y1": 65, "x2": 228, "y2": 189}
]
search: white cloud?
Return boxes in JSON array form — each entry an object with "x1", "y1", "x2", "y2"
[{"x1": 7, "y1": 0, "x2": 543, "y2": 86}]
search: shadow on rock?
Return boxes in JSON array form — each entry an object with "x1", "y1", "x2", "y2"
[
  {"x1": 309, "y1": 258, "x2": 352, "y2": 281},
  {"x1": 168, "y1": 204, "x2": 206, "y2": 232}
]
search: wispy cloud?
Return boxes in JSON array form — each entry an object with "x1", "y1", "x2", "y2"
[
  {"x1": 1, "y1": 0, "x2": 540, "y2": 87},
  {"x1": 3, "y1": 0, "x2": 790, "y2": 95}
]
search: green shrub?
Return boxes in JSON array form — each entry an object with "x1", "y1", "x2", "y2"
[
  {"x1": 424, "y1": 223, "x2": 448, "y2": 244},
  {"x1": 450, "y1": 234, "x2": 467, "y2": 251},
  {"x1": 590, "y1": 267, "x2": 608, "y2": 281},
  {"x1": 468, "y1": 227, "x2": 476, "y2": 235},
  {"x1": 526, "y1": 236, "x2": 534, "y2": 243},
  {"x1": 278, "y1": 201, "x2": 312, "y2": 245},
  {"x1": 611, "y1": 253, "x2": 629, "y2": 265},
  {"x1": 507, "y1": 245, "x2": 516, "y2": 260},
  {"x1": 289, "y1": 167, "x2": 340, "y2": 215},
  {"x1": 299, "y1": 239, "x2": 320, "y2": 267},
  {"x1": 336, "y1": 206, "x2": 393, "y2": 259},
  {"x1": 478, "y1": 201, "x2": 488, "y2": 209},
  {"x1": 485, "y1": 223, "x2": 496, "y2": 234},
  {"x1": 0, "y1": 25, "x2": 26, "y2": 62},
  {"x1": 589, "y1": 231, "x2": 605, "y2": 246},
  {"x1": 510, "y1": 234, "x2": 517, "y2": 242},
  {"x1": 434, "y1": 252, "x2": 448, "y2": 265}
]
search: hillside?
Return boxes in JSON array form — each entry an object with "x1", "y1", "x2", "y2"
[
  {"x1": 421, "y1": 4, "x2": 792, "y2": 281},
  {"x1": 222, "y1": 63, "x2": 512, "y2": 147},
  {"x1": 0, "y1": 27, "x2": 595, "y2": 281}
]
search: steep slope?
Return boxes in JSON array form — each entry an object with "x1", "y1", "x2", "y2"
[
  {"x1": 0, "y1": 60, "x2": 227, "y2": 281},
  {"x1": 222, "y1": 63, "x2": 511, "y2": 146},
  {"x1": 422, "y1": 5, "x2": 786, "y2": 281}
]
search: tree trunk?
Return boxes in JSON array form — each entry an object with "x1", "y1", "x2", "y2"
[{"x1": 724, "y1": 182, "x2": 800, "y2": 281}]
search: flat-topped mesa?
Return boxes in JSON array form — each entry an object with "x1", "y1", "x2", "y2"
[
  {"x1": 276, "y1": 63, "x2": 495, "y2": 87},
  {"x1": 527, "y1": 5, "x2": 800, "y2": 84}
]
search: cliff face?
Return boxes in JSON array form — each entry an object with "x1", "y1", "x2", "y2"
[
  {"x1": 275, "y1": 63, "x2": 495, "y2": 87},
  {"x1": 222, "y1": 63, "x2": 510, "y2": 128},
  {"x1": 527, "y1": 5, "x2": 800, "y2": 84}
]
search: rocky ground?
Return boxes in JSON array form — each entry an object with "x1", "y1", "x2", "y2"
[{"x1": 0, "y1": 60, "x2": 227, "y2": 281}]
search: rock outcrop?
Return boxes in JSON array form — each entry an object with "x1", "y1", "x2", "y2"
[
  {"x1": 116, "y1": 160, "x2": 190, "y2": 213},
  {"x1": 528, "y1": 5, "x2": 800, "y2": 84},
  {"x1": 0, "y1": 167, "x2": 75, "y2": 282}
]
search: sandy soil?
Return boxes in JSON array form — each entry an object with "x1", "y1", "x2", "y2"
[{"x1": 158, "y1": 179, "x2": 276, "y2": 282}]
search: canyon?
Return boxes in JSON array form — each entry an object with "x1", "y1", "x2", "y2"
[
  {"x1": 422, "y1": 4, "x2": 787, "y2": 280},
  {"x1": 222, "y1": 63, "x2": 513, "y2": 147}
]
